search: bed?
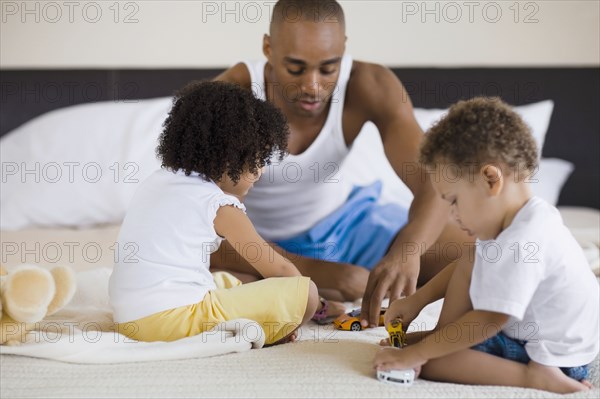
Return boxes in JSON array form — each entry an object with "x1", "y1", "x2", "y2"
[{"x1": 1, "y1": 67, "x2": 599, "y2": 398}]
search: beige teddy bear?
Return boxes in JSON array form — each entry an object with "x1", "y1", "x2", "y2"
[{"x1": 0, "y1": 264, "x2": 76, "y2": 345}]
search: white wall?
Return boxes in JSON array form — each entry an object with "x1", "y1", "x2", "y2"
[{"x1": 1, "y1": 0, "x2": 598, "y2": 68}]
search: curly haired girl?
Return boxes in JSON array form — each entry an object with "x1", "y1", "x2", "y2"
[{"x1": 109, "y1": 81, "x2": 330, "y2": 345}]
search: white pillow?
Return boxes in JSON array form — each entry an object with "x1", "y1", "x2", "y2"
[{"x1": 0, "y1": 98, "x2": 172, "y2": 230}]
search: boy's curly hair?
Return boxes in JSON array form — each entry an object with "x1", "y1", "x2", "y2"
[
  {"x1": 420, "y1": 97, "x2": 538, "y2": 180},
  {"x1": 157, "y1": 81, "x2": 289, "y2": 183}
]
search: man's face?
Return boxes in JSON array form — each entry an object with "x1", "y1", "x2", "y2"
[{"x1": 264, "y1": 20, "x2": 346, "y2": 117}]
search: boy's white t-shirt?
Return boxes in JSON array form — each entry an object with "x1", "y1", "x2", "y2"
[
  {"x1": 109, "y1": 168, "x2": 246, "y2": 323},
  {"x1": 470, "y1": 196, "x2": 599, "y2": 367}
]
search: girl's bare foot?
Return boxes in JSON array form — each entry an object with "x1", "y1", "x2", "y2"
[{"x1": 526, "y1": 361, "x2": 590, "y2": 394}]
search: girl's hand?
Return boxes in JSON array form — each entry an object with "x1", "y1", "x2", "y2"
[
  {"x1": 373, "y1": 346, "x2": 426, "y2": 378},
  {"x1": 384, "y1": 295, "x2": 421, "y2": 328}
]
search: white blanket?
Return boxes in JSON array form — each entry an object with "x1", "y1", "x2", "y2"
[{"x1": 0, "y1": 268, "x2": 265, "y2": 363}]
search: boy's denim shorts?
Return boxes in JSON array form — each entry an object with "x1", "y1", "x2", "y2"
[{"x1": 472, "y1": 331, "x2": 589, "y2": 381}]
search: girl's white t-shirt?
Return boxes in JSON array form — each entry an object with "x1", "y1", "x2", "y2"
[
  {"x1": 109, "y1": 168, "x2": 246, "y2": 323},
  {"x1": 470, "y1": 196, "x2": 599, "y2": 367}
]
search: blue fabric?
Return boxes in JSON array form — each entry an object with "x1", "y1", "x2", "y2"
[
  {"x1": 472, "y1": 331, "x2": 589, "y2": 381},
  {"x1": 274, "y1": 181, "x2": 409, "y2": 269}
]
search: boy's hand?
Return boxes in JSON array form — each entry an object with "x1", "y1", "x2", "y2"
[
  {"x1": 383, "y1": 295, "x2": 421, "y2": 327},
  {"x1": 373, "y1": 346, "x2": 426, "y2": 378}
]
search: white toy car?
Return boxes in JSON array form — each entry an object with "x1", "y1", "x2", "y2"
[{"x1": 376, "y1": 369, "x2": 415, "y2": 386}]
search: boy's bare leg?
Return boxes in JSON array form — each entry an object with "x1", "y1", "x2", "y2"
[{"x1": 420, "y1": 349, "x2": 590, "y2": 394}]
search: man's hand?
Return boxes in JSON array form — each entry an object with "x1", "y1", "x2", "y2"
[{"x1": 360, "y1": 255, "x2": 420, "y2": 328}]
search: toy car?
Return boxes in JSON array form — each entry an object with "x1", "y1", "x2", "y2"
[
  {"x1": 333, "y1": 308, "x2": 386, "y2": 331},
  {"x1": 376, "y1": 368, "x2": 415, "y2": 386},
  {"x1": 386, "y1": 319, "x2": 407, "y2": 348}
]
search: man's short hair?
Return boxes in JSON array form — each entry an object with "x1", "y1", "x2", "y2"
[{"x1": 270, "y1": 0, "x2": 345, "y2": 34}]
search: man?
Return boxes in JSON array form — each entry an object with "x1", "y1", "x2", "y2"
[{"x1": 212, "y1": 0, "x2": 472, "y2": 327}]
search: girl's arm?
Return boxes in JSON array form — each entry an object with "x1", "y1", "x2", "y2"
[
  {"x1": 374, "y1": 310, "x2": 510, "y2": 371},
  {"x1": 214, "y1": 205, "x2": 301, "y2": 278}
]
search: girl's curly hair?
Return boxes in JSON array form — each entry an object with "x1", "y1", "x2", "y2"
[
  {"x1": 157, "y1": 81, "x2": 289, "y2": 183},
  {"x1": 420, "y1": 97, "x2": 538, "y2": 180}
]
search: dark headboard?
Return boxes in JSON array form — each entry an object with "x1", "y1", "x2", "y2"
[{"x1": 1, "y1": 67, "x2": 598, "y2": 208}]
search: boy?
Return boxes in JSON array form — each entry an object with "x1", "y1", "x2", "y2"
[{"x1": 374, "y1": 97, "x2": 599, "y2": 394}]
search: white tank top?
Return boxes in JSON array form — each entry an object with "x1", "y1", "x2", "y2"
[{"x1": 242, "y1": 55, "x2": 354, "y2": 240}]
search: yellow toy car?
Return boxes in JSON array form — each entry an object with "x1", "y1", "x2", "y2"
[
  {"x1": 386, "y1": 319, "x2": 407, "y2": 348},
  {"x1": 333, "y1": 308, "x2": 386, "y2": 331}
]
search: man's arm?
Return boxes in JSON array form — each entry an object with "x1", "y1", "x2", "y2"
[{"x1": 348, "y1": 64, "x2": 452, "y2": 327}]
